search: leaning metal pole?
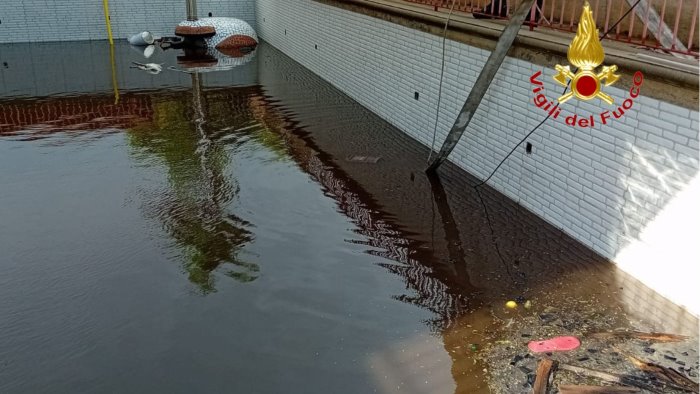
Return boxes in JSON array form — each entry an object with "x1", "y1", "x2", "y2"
[
  {"x1": 186, "y1": 0, "x2": 198, "y2": 21},
  {"x1": 425, "y1": 0, "x2": 537, "y2": 173}
]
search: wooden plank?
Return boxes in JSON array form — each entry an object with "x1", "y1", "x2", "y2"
[
  {"x1": 533, "y1": 359, "x2": 556, "y2": 394},
  {"x1": 558, "y1": 363, "x2": 695, "y2": 394},
  {"x1": 558, "y1": 385, "x2": 640, "y2": 393},
  {"x1": 625, "y1": 354, "x2": 699, "y2": 393},
  {"x1": 559, "y1": 364, "x2": 627, "y2": 385},
  {"x1": 425, "y1": 0, "x2": 538, "y2": 173},
  {"x1": 591, "y1": 331, "x2": 688, "y2": 343}
]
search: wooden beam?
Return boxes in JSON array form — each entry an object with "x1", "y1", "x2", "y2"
[
  {"x1": 591, "y1": 331, "x2": 688, "y2": 343},
  {"x1": 558, "y1": 385, "x2": 639, "y2": 393},
  {"x1": 533, "y1": 359, "x2": 556, "y2": 394},
  {"x1": 425, "y1": 0, "x2": 537, "y2": 173},
  {"x1": 625, "y1": 354, "x2": 699, "y2": 393},
  {"x1": 558, "y1": 363, "x2": 673, "y2": 394}
]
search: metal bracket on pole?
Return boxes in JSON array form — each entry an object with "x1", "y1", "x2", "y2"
[{"x1": 425, "y1": 0, "x2": 537, "y2": 174}]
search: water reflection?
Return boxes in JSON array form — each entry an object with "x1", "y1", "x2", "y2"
[
  {"x1": 126, "y1": 76, "x2": 264, "y2": 293},
  {"x1": 2, "y1": 40, "x2": 696, "y2": 393},
  {"x1": 157, "y1": 35, "x2": 258, "y2": 74},
  {"x1": 246, "y1": 92, "x2": 472, "y2": 331},
  {"x1": 0, "y1": 95, "x2": 152, "y2": 141},
  {"x1": 172, "y1": 46, "x2": 258, "y2": 73},
  {"x1": 246, "y1": 80, "x2": 495, "y2": 391}
]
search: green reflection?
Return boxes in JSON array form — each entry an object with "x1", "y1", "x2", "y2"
[{"x1": 126, "y1": 81, "x2": 282, "y2": 293}]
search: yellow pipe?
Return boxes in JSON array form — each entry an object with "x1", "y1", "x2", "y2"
[
  {"x1": 103, "y1": 0, "x2": 114, "y2": 45},
  {"x1": 109, "y1": 37, "x2": 120, "y2": 104}
]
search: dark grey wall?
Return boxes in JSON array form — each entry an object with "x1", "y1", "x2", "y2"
[{"x1": 0, "y1": 40, "x2": 258, "y2": 97}]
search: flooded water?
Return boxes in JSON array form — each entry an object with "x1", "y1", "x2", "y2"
[{"x1": 1, "y1": 41, "x2": 697, "y2": 393}]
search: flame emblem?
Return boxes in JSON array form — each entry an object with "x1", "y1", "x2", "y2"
[{"x1": 553, "y1": 2, "x2": 619, "y2": 104}]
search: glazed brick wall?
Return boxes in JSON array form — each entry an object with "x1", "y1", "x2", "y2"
[
  {"x1": 255, "y1": 0, "x2": 700, "y2": 312},
  {"x1": 0, "y1": 0, "x2": 255, "y2": 43}
]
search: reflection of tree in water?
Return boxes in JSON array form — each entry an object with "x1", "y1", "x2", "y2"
[{"x1": 128, "y1": 87, "x2": 261, "y2": 293}]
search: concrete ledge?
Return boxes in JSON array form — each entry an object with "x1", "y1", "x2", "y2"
[{"x1": 316, "y1": 0, "x2": 699, "y2": 108}]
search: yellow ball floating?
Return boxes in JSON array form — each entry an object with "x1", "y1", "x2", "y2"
[{"x1": 505, "y1": 300, "x2": 517, "y2": 309}]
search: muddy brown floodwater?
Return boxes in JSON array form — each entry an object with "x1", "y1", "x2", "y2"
[{"x1": 0, "y1": 41, "x2": 697, "y2": 393}]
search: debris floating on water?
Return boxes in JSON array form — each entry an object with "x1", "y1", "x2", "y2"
[
  {"x1": 130, "y1": 62, "x2": 163, "y2": 74},
  {"x1": 346, "y1": 155, "x2": 381, "y2": 164}
]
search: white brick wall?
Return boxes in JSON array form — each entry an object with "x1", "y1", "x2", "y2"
[
  {"x1": 0, "y1": 0, "x2": 255, "y2": 43},
  {"x1": 256, "y1": 0, "x2": 700, "y2": 314}
]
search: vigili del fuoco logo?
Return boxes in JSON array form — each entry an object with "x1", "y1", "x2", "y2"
[{"x1": 529, "y1": 1, "x2": 643, "y2": 128}]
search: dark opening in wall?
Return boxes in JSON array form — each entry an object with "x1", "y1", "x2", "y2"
[
  {"x1": 414, "y1": 92, "x2": 419, "y2": 100},
  {"x1": 208, "y1": 12, "x2": 212, "y2": 17},
  {"x1": 315, "y1": 44, "x2": 318, "y2": 49},
  {"x1": 526, "y1": 142, "x2": 533, "y2": 154}
]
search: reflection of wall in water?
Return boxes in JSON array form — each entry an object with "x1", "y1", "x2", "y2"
[
  {"x1": 0, "y1": 94, "x2": 154, "y2": 136},
  {"x1": 0, "y1": 41, "x2": 258, "y2": 98},
  {"x1": 255, "y1": 43, "x2": 607, "y2": 298}
]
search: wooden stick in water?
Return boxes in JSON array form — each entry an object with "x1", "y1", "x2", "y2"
[{"x1": 533, "y1": 359, "x2": 556, "y2": 394}]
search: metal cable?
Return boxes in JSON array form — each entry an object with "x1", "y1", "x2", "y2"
[{"x1": 427, "y1": 0, "x2": 458, "y2": 162}]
